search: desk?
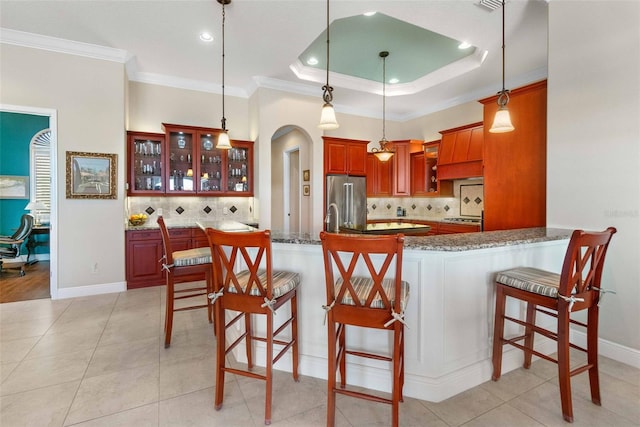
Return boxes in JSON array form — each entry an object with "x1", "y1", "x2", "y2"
[{"x1": 26, "y1": 226, "x2": 49, "y2": 264}]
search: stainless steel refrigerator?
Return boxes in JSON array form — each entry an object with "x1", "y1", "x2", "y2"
[{"x1": 325, "y1": 175, "x2": 367, "y2": 233}]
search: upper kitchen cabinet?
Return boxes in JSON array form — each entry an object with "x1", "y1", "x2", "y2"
[
  {"x1": 126, "y1": 123, "x2": 254, "y2": 197},
  {"x1": 389, "y1": 140, "x2": 424, "y2": 196},
  {"x1": 323, "y1": 136, "x2": 368, "y2": 176},
  {"x1": 366, "y1": 153, "x2": 393, "y2": 196},
  {"x1": 480, "y1": 80, "x2": 547, "y2": 231},
  {"x1": 411, "y1": 140, "x2": 453, "y2": 197},
  {"x1": 127, "y1": 131, "x2": 166, "y2": 196},
  {"x1": 437, "y1": 122, "x2": 484, "y2": 180}
]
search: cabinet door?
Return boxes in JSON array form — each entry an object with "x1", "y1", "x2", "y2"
[
  {"x1": 164, "y1": 126, "x2": 197, "y2": 194},
  {"x1": 367, "y1": 154, "x2": 392, "y2": 196},
  {"x1": 411, "y1": 153, "x2": 427, "y2": 195},
  {"x1": 127, "y1": 132, "x2": 165, "y2": 196},
  {"x1": 347, "y1": 143, "x2": 367, "y2": 176},
  {"x1": 225, "y1": 141, "x2": 253, "y2": 194},
  {"x1": 126, "y1": 230, "x2": 164, "y2": 289},
  {"x1": 391, "y1": 142, "x2": 411, "y2": 196},
  {"x1": 324, "y1": 140, "x2": 348, "y2": 174},
  {"x1": 197, "y1": 131, "x2": 225, "y2": 194},
  {"x1": 467, "y1": 126, "x2": 483, "y2": 161}
]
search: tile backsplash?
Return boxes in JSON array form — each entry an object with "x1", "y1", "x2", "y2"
[
  {"x1": 368, "y1": 179, "x2": 483, "y2": 220},
  {"x1": 126, "y1": 196, "x2": 256, "y2": 225}
]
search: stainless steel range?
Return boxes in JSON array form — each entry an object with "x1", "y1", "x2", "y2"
[{"x1": 442, "y1": 217, "x2": 482, "y2": 224}]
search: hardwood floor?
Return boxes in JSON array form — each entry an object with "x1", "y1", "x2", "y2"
[{"x1": 0, "y1": 261, "x2": 50, "y2": 303}]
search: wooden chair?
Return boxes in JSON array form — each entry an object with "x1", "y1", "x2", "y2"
[
  {"x1": 319, "y1": 231, "x2": 409, "y2": 427},
  {"x1": 205, "y1": 228, "x2": 300, "y2": 426},
  {"x1": 491, "y1": 227, "x2": 616, "y2": 423},
  {"x1": 157, "y1": 216, "x2": 213, "y2": 348}
]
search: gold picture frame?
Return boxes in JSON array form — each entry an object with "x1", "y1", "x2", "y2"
[
  {"x1": 66, "y1": 151, "x2": 117, "y2": 199},
  {"x1": 302, "y1": 169, "x2": 310, "y2": 182}
]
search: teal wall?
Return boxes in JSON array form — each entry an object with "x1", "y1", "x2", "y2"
[{"x1": 0, "y1": 112, "x2": 49, "y2": 256}]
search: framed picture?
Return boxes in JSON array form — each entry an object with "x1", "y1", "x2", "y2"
[
  {"x1": 303, "y1": 184, "x2": 310, "y2": 196},
  {"x1": 0, "y1": 175, "x2": 29, "y2": 199},
  {"x1": 302, "y1": 169, "x2": 310, "y2": 182},
  {"x1": 66, "y1": 151, "x2": 117, "y2": 199}
]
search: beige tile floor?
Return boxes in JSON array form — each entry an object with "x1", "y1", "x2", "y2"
[{"x1": 1, "y1": 284, "x2": 638, "y2": 426}]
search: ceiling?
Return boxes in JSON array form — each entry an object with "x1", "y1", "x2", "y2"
[{"x1": 0, "y1": 0, "x2": 549, "y2": 121}]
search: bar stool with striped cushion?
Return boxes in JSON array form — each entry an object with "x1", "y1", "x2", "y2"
[
  {"x1": 205, "y1": 228, "x2": 300, "y2": 426},
  {"x1": 320, "y1": 231, "x2": 409, "y2": 427},
  {"x1": 491, "y1": 227, "x2": 616, "y2": 423},
  {"x1": 158, "y1": 216, "x2": 213, "y2": 348}
]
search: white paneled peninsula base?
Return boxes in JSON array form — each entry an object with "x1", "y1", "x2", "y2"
[{"x1": 218, "y1": 227, "x2": 572, "y2": 402}]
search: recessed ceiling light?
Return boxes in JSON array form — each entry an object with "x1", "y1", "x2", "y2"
[
  {"x1": 458, "y1": 41, "x2": 471, "y2": 49},
  {"x1": 389, "y1": 78, "x2": 399, "y2": 84},
  {"x1": 307, "y1": 57, "x2": 319, "y2": 65},
  {"x1": 200, "y1": 32, "x2": 213, "y2": 42},
  {"x1": 363, "y1": 11, "x2": 376, "y2": 17}
]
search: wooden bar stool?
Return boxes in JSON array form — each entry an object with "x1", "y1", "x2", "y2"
[
  {"x1": 205, "y1": 228, "x2": 300, "y2": 426},
  {"x1": 491, "y1": 227, "x2": 616, "y2": 423},
  {"x1": 319, "y1": 231, "x2": 408, "y2": 427},
  {"x1": 158, "y1": 216, "x2": 213, "y2": 348}
]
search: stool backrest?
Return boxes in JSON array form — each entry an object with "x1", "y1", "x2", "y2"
[
  {"x1": 560, "y1": 227, "x2": 616, "y2": 297},
  {"x1": 206, "y1": 228, "x2": 274, "y2": 299},
  {"x1": 320, "y1": 231, "x2": 405, "y2": 315},
  {"x1": 157, "y1": 216, "x2": 174, "y2": 264}
]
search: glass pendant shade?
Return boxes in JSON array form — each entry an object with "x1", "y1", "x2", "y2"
[
  {"x1": 373, "y1": 148, "x2": 394, "y2": 162},
  {"x1": 319, "y1": 102, "x2": 339, "y2": 130},
  {"x1": 490, "y1": 106, "x2": 514, "y2": 133},
  {"x1": 216, "y1": 130, "x2": 232, "y2": 149}
]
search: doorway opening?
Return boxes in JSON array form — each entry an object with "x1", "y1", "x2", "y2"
[{"x1": 0, "y1": 104, "x2": 58, "y2": 301}]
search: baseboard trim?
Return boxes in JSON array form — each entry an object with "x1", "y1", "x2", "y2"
[
  {"x1": 55, "y1": 281, "x2": 126, "y2": 299},
  {"x1": 571, "y1": 330, "x2": 640, "y2": 369}
]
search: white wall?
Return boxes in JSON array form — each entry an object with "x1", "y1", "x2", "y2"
[
  {"x1": 547, "y1": 1, "x2": 640, "y2": 350},
  {"x1": 0, "y1": 44, "x2": 126, "y2": 291}
]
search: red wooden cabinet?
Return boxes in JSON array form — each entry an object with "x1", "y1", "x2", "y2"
[
  {"x1": 437, "y1": 222, "x2": 481, "y2": 234},
  {"x1": 162, "y1": 123, "x2": 254, "y2": 196},
  {"x1": 125, "y1": 230, "x2": 164, "y2": 289},
  {"x1": 388, "y1": 140, "x2": 423, "y2": 196},
  {"x1": 125, "y1": 227, "x2": 210, "y2": 289},
  {"x1": 323, "y1": 136, "x2": 368, "y2": 176},
  {"x1": 437, "y1": 122, "x2": 484, "y2": 180},
  {"x1": 410, "y1": 141, "x2": 454, "y2": 197},
  {"x1": 366, "y1": 154, "x2": 393, "y2": 196},
  {"x1": 126, "y1": 131, "x2": 166, "y2": 196},
  {"x1": 480, "y1": 80, "x2": 547, "y2": 231}
]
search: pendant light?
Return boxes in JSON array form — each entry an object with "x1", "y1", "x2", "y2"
[
  {"x1": 372, "y1": 51, "x2": 394, "y2": 162},
  {"x1": 489, "y1": 0, "x2": 515, "y2": 133},
  {"x1": 318, "y1": 0, "x2": 339, "y2": 130},
  {"x1": 216, "y1": 0, "x2": 232, "y2": 149}
]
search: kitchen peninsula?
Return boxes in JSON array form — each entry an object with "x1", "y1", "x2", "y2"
[{"x1": 187, "y1": 223, "x2": 573, "y2": 402}]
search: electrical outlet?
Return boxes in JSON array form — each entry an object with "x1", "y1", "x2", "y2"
[
  {"x1": 223, "y1": 207, "x2": 228, "y2": 215},
  {"x1": 435, "y1": 207, "x2": 443, "y2": 214}
]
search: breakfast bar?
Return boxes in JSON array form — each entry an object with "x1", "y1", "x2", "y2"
[{"x1": 207, "y1": 225, "x2": 573, "y2": 403}]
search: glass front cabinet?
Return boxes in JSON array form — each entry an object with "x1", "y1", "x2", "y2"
[
  {"x1": 127, "y1": 126, "x2": 253, "y2": 196},
  {"x1": 127, "y1": 131, "x2": 165, "y2": 196}
]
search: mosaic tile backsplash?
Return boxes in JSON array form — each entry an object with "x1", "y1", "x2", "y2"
[
  {"x1": 127, "y1": 196, "x2": 256, "y2": 226},
  {"x1": 368, "y1": 179, "x2": 483, "y2": 220}
]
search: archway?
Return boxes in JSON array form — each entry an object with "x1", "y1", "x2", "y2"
[{"x1": 270, "y1": 125, "x2": 313, "y2": 233}]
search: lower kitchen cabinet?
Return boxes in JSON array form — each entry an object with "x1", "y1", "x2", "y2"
[{"x1": 125, "y1": 227, "x2": 209, "y2": 289}]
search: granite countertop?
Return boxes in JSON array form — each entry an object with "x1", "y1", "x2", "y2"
[
  {"x1": 339, "y1": 222, "x2": 431, "y2": 235},
  {"x1": 126, "y1": 218, "x2": 257, "y2": 231},
  {"x1": 270, "y1": 228, "x2": 573, "y2": 252}
]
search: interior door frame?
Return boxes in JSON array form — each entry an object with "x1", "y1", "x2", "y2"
[
  {"x1": 1, "y1": 104, "x2": 58, "y2": 299},
  {"x1": 282, "y1": 146, "x2": 300, "y2": 233}
]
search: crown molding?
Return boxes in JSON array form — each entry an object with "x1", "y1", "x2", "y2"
[
  {"x1": 0, "y1": 28, "x2": 129, "y2": 63},
  {"x1": 130, "y1": 71, "x2": 248, "y2": 98}
]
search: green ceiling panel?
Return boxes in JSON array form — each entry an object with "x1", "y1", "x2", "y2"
[{"x1": 299, "y1": 13, "x2": 475, "y2": 84}]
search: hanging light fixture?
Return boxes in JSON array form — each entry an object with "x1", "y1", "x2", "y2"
[
  {"x1": 216, "y1": 0, "x2": 233, "y2": 149},
  {"x1": 372, "y1": 51, "x2": 394, "y2": 162},
  {"x1": 489, "y1": 0, "x2": 515, "y2": 133},
  {"x1": 318, "y1": 0, "x2": 339, "y2": 130}
]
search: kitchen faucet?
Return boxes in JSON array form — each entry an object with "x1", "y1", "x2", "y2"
[{"x1": 325, "y1": 203, "x2": 340, "y2": 233}]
